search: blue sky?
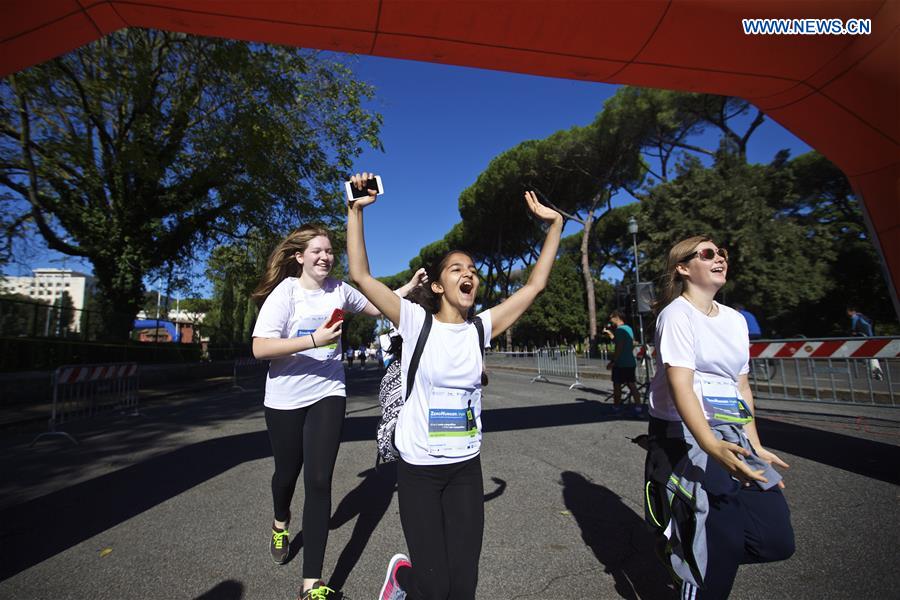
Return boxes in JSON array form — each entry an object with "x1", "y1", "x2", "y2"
[
  {"x1": 347, "y1": 54, "x2": 812, "y2": 280},
  {"x1": 8, "y1": 53, "x2": 813, "y2": 295}
]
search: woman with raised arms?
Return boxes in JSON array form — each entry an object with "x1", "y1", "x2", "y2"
[{"x1": 345, "y1": 172, "x2": 563, "y2": 600}]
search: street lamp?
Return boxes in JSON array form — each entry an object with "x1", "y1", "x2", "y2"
[{"x1": 628, "y1": 216, "x2": 651, "y2": 399}]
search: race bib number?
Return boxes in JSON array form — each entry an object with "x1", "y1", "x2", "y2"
[
  {"x1": 699, "y1": 375, "x2": 752, "y2": 425},
  {"x1": 294, "y1": 314, "x2": 338, "y2": 358},
  {"x1": 427, "y1": 387, "x2": 481, "y2": 457}
]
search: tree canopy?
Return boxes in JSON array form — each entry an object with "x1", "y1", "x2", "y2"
[{"x1": 1, "y1": 29, "x2": 381, "y2": 339}]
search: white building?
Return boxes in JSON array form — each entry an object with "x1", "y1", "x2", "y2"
[{"x1": 0, "y1": 269, "x2": 95, "y2": 332}]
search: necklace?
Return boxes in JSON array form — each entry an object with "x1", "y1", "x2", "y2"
[{"x1": 683, "y1": 294, "x2": 715, "y2": 316}]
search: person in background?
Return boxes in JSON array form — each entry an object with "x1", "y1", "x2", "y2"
[
  {"x1": 346, "y1": 347, "x2": 355, "y2": 369},
  {"x1": 605, "y1": 310, "x2": 643, "y2": 415},
  {"x1": 358, "y1": 344, "x2": 368, "y2": 369},
  {"x1": 847, "y1": 305, "x2": 884, "y2": 380},
  {"x1": 733, "y1": 303, "x2": 762, "y2": 340}
]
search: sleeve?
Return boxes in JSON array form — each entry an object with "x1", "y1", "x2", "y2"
[
  {"x1": 477, "y1": 308, "x2": 493, "y2": 347},
  {"x1": 656, "y1": 306, "x2": 696, "y2": 370},
  {"x1": 341, "y1": 281, "x2": 371, "y2": 314},
  {"x1": 399, "y1": 298, "x2": 426, "y2": 344},
  {"x1": 613, "y1": 328, "x2": 627, "y2": 350},
  {"x1": 252, "y1": 281, "x2": 291, "y2": 339}
]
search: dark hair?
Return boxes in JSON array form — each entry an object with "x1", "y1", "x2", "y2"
[
  {"x1": 609, "y1": 310, "x2": 626, "y2": 321},
  {"x1": 387, "y1": 283, "x2": 430, "y2": 361},
  {"x1": 417, "y1": 249, "x2": 477, "y2": 315}
]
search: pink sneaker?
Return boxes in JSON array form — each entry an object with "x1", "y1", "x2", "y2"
[{"x1": 379, "y1": 553, "x2": 411, "y2": 600}]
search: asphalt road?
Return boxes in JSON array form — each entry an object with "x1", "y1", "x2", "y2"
[{"x1": 1, "y1": 367, "x2": 898, "y2": 599}]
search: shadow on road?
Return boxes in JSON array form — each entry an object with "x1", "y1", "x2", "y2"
[
  {"x1": 756, "y1": 416, "x2": 900, "y2": 485},
  {"x1": 0, "y1": 429, "x2": 272, "y2": 581},
  {"x1": 3, "y1": 379, "x2": 895, "y2": 583},
  {"x1": 327, "y1": 465, "x2": 398, "y2": 590},
  {"x1": 194, "y1": 579, "x2": 244, "y2": 600},
  {"x1": 560, "y1": 471, "x2": 677, "y2": 600}
]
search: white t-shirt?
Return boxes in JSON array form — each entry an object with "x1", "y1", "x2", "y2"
[
  {"x1": 252, "y1": 277, "x2": 369, "y2": 410},
  {"x1": 649, "y1": 296, "x2": 750, "y2": 422},
  {"x1": 396, "y1": 299, "x2": 493, "y2": 466}
]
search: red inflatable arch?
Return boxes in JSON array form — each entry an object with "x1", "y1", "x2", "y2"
[{"x1": 2, "y1": 1, "x2": 898, "y2": 313}]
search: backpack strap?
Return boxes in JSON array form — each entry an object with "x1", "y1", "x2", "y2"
[
  {"x1": 405, "y1": 311, "x2": 432, "y2": 400},
  {"x1": 474, "y1": 316, "x2": 488, "y2": 386},
  {"x1": 473, "y1": 316, "x2": 485, "y2": 357}
]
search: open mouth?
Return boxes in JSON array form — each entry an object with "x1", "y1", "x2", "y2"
[
  {"x1": 460, "y1": 281, "x2": 474, "y2": 295},
  {"x1": 711, "y1": 266, "x2": 725, "y2": 274}
]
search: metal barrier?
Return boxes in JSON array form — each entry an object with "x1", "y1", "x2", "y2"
[
  {"x1": 233, "y1": 357, "x2": 268, "y2": 391},
  {"x1": 531, "y1": 346, "x2": 584, "y2": 389},
  {"x1": 749, "y1": 337, "x2": 900, "y2": 407},
  {"x1": 31, "y1": 362, "x2": 139, "y2": 446}
]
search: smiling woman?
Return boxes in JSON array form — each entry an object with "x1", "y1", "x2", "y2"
[
  {"x1": 344, "y1": 172, "x2": 564, "y2": 599},
  {"x1": 643, "y1": 235, "x2": 795, "y2": 599},
  {"x1": 247, "y1": 223, "x2": 381, "y2": 599}
]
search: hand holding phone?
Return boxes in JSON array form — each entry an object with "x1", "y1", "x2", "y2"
[
  {"x1": 325, "y1": 308, "x2": 344, "y2": 328},
  {"x1": 345, "y1": 173, "x2": 383, "y2": 204}
]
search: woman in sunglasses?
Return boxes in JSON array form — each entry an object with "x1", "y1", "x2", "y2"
[{"x1": 643, "y1": 236, "x2": 794, "y2": 599}]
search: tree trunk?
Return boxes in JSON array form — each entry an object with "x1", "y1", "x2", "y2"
[
  {"x1": 579, "y1": 211, "x2": 597, "y2": 348},
  {"x1": 92, "y1": 263, "x2": 145, "y2": 341}
]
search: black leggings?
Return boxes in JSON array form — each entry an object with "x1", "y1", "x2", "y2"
[
  {"x1": 688, "y1": 452, "x2": 795, "y2": 599},
  {"x1": 265, "y1": 397, "x2": 346, "y2": 579},
  {"x1": 397, "y1": 455, "x2": 484, "y2": 600}
]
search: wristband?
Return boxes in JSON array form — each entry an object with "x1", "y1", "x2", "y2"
[{"x1": 310, "y1": 333, "x2": 318, "y2": 348}]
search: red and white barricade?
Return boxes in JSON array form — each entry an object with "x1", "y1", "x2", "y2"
[
  {"x1": 747, "y1": 337, "x2": 899, "y2": 407},
  {"x1": 630, "y1": 338, "x2": 899, "y2": 406},
  {"x1": 32, "y1": 362, "x2": 140, "y2": 446},
  {"x1": 750, "y1": 338, "x2": 900, "y2": 360}
]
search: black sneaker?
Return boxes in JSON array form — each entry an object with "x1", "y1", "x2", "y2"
[
  {"x1": 299, "y1": 581, "x2": 343, "y2": 600},
  {"x1": 270, "y1": 523, "x2": 290, "y2": 565}
]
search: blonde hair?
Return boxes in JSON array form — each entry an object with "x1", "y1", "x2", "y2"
[
  {"x1": 653, "y1": 235, "x2": 713, "y2": 313},
  {"x1": 251, "y1": 224, "x2": 331, "y2": 307}
]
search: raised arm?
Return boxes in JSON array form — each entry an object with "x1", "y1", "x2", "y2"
[
  {"x1": 346, "y1": 172, "x2": 402, "y2": 326},
  {"x1": 489, "y1": 191, "x2": 563, "y2": 339}
]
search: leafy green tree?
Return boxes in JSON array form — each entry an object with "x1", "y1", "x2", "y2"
[
  {"x1": 784, "y1": 152, "x2": 898, "y2": 334},
  {"x1": 636, "y1": 153, "x2": 831, "y2": 335},
  {"x1": 341, "y1": 312, "x2": 377, "y2": 349},
  {"x1": 0, "y1": 293, "x2": 48, "y2": 337},
  {"x1": 0, "y1": 29, "x2": 381, "y2": 339},
  {"x1": 530, "y1": 118, "x2": 645, "y2": 348},
  {"x1": 511, "y1": 252, "x2": 588, "y2": 347},
  {"x1": 51, "y1": 290, "x2": 75, "y2": 336}
]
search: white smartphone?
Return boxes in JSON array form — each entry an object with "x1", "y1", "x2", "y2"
[{"x1": 344, "y1": 175, "x2": 384, "y2": 203}]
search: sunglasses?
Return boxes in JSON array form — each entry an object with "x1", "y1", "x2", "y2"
[{"x1": 682, "y1": 247, "x2": 728, "y2": 262}]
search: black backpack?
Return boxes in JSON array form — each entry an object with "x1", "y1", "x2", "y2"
[{"x1": 375, "y1": 313, "x2": 485, "y2": 466}]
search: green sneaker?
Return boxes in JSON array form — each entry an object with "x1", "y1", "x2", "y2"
[
  {"x1": 299, "y1": 581, "x2": 342, "y2": 600},
  {"x1": 270, "y1": 523, "x2": 289, "y2": 565}
]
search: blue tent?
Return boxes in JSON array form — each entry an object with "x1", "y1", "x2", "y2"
[{"x1": 133, "y1": 319, "x2": 180, "y2": 343}]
